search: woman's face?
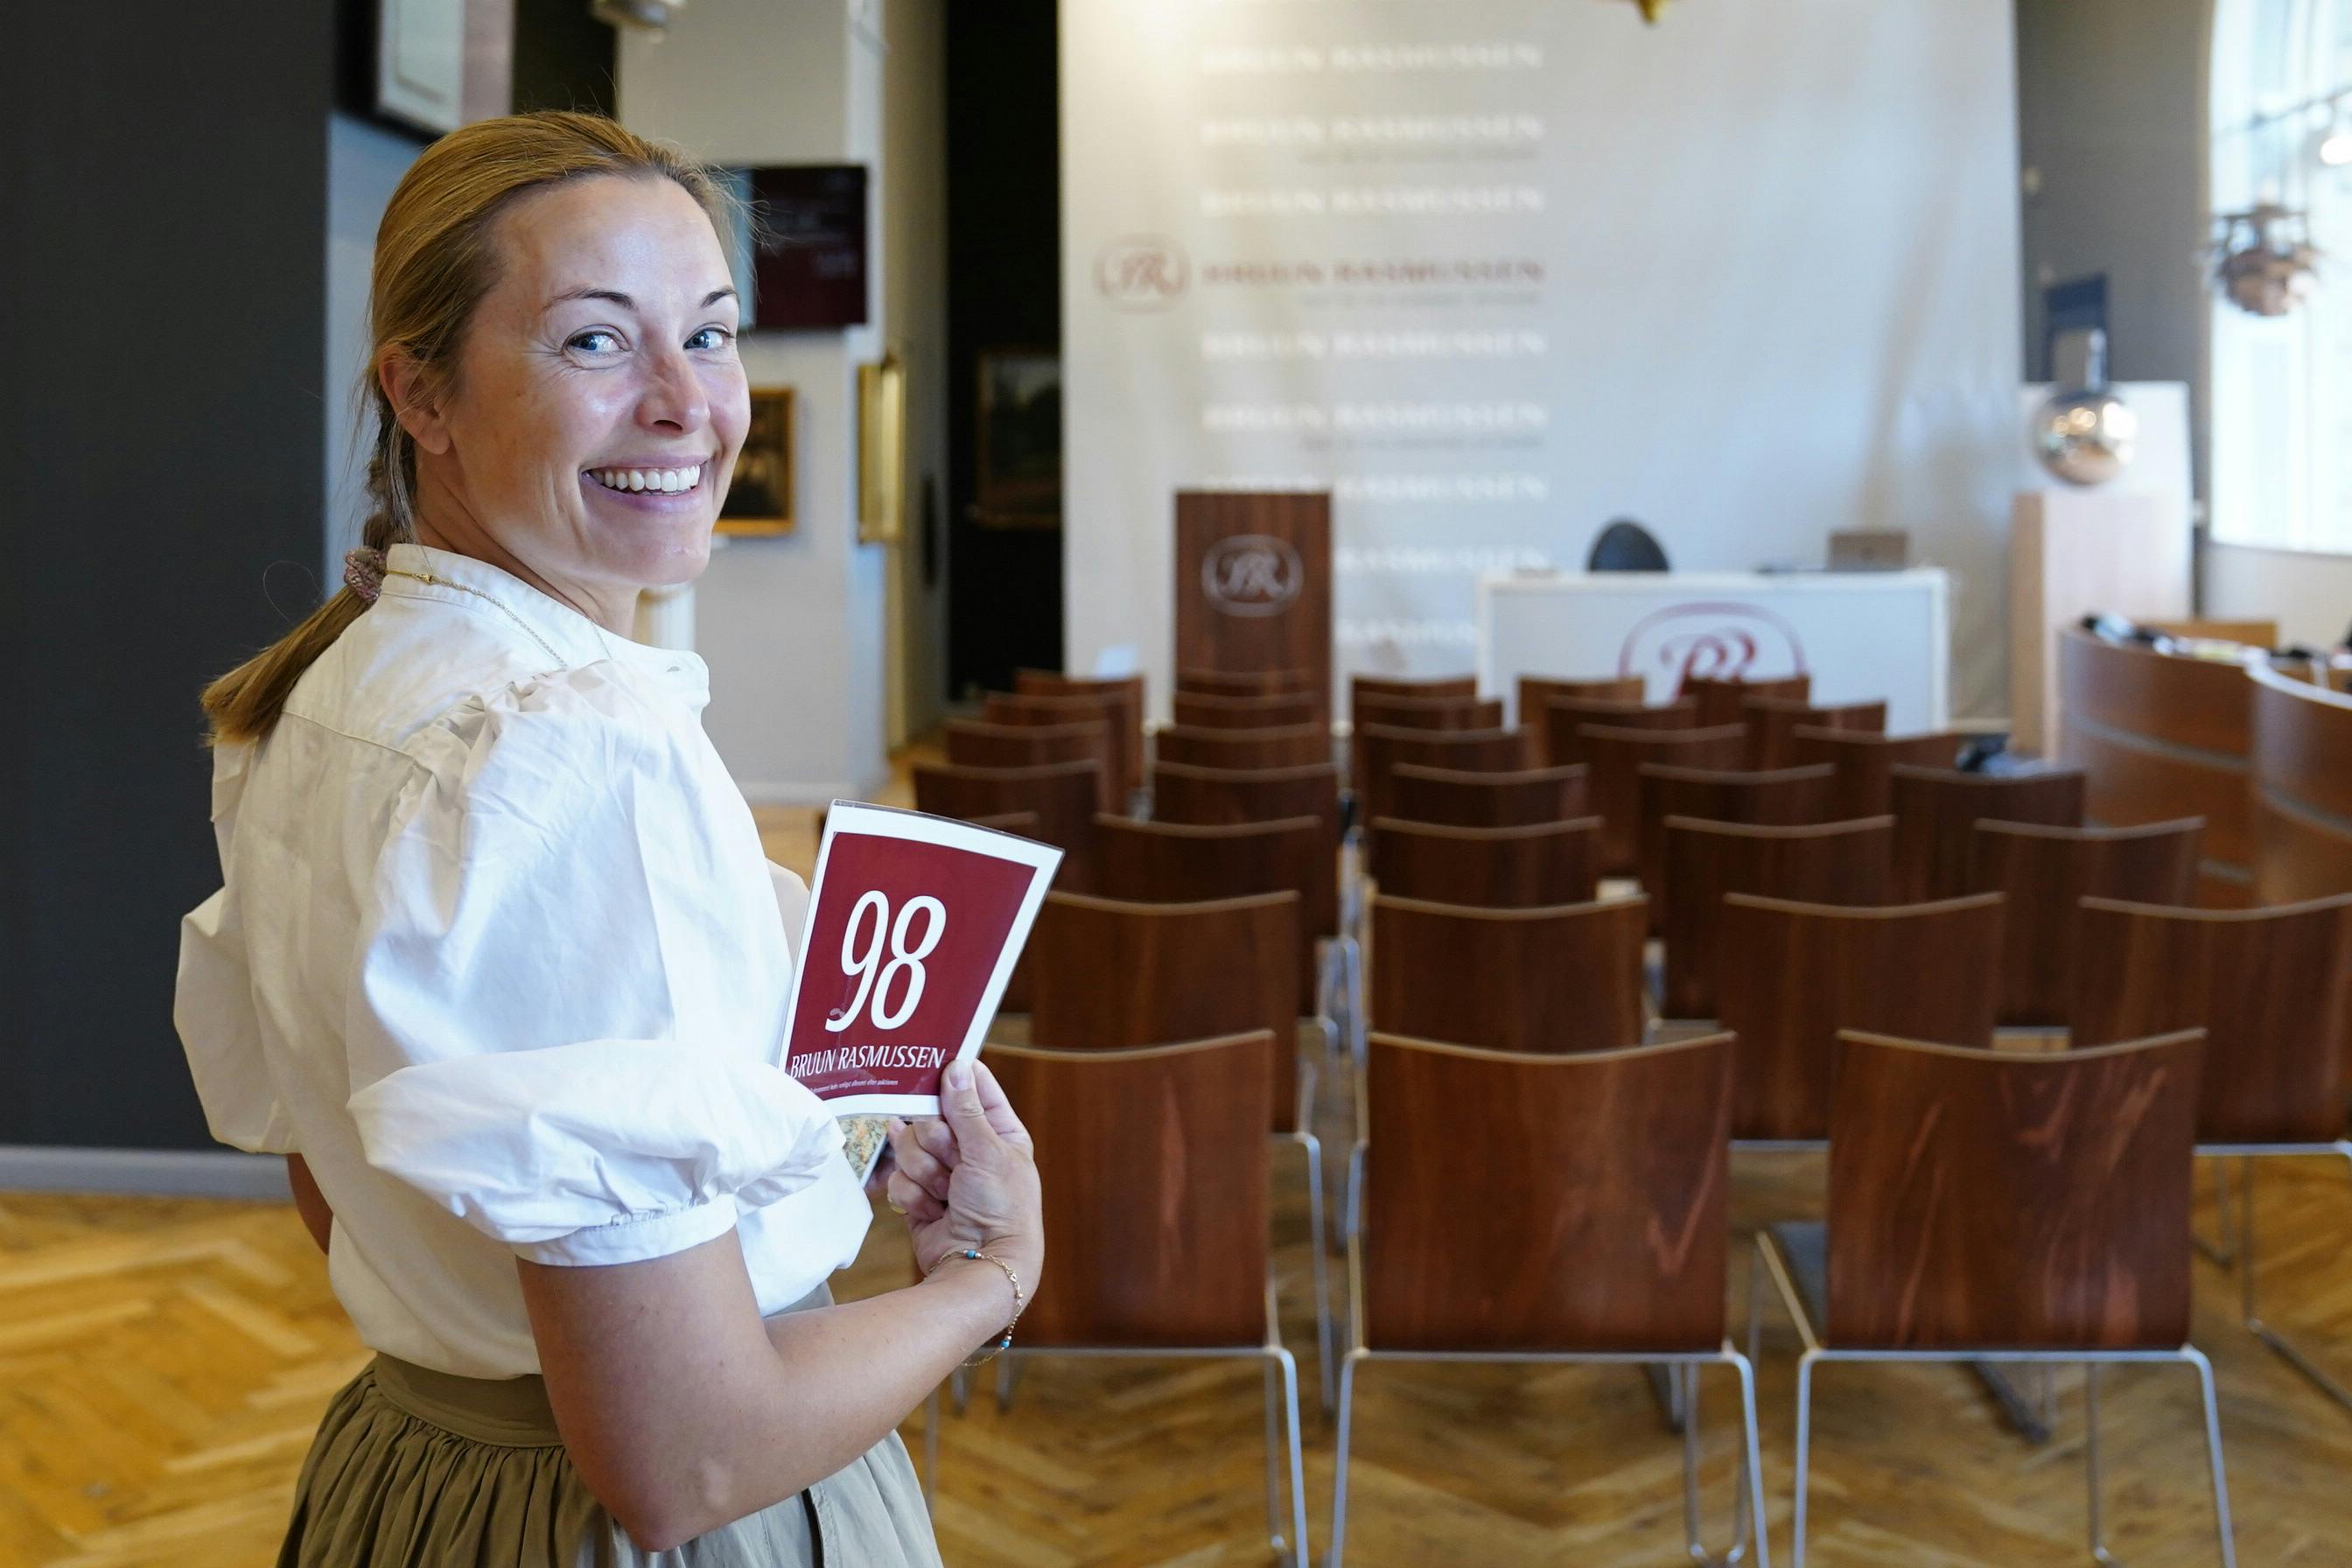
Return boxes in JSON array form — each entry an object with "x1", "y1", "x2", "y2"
[{"x1": 407, "y1": 174, "x2": 750, "y2": 612}]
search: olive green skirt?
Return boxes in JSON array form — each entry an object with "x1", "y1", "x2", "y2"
[{"x1": 276, "y1": 1291, "x2": 942, "y2": 1568}]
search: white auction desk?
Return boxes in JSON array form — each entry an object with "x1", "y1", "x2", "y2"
[{"x1": 1477, "y1": 570, "x2": 1951, "y2": 734}]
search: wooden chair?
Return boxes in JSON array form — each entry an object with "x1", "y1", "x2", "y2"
[
  {"x1": 1013, "y1": 670, "x2": 1144, "y2": 793},
  {"x1": 1156, "y1": 723, "x2": 1329, "y2": 773},
  {"x1": 1351, "y1": 673, "x2": 1476, "y2": 704},
  {"x1": 1634, "y1": 762, "x2": 1838, "y2": 933},
  {"x1": 1659, "y1": 816, "x2": 1895, "y2": 1019},
  {"x1": 1541, "y1": 696, "x2": 1698, "y2": 767},
  {"x1": 1368, "y1": 893, "x2": 1648, "y2": 1054},
  {"x1": 1334, "y1": 1031, "x2": 1763, "y2": 1566},
  {"x1": 1516, "y1": 674, "x2": 1645, "y2": 755},
  {"x1": 1749, "y1": 1029, "x2": 2231, "y2": 1568},
  {"x1": 1097, "y1": 815, "x2": 1330, "y2": 1019},
  {"x1": 1351, "y1": 692, "x2": 1504, "y2": 732},
  {"x1": 1889, "y1": 764, "x2": 2085, "y2": 901},
  {"x1": 1351, "y1": 724, "x2": 1528, "y2": 836},
  {"x1": 1172, "y1": 690, "x2": 1317, "y2": 731},
  {"x1": 1387, "y1": 761, "x2": 1587, "y2": 828},
  {"x1": 1683, "y1": 672, "x2": 1810, "y2": 730},
  {"x1": 913, "y1": 760, "x2": 1102, "y2": 894},
  {"x1": 943, "y1": 719, "x2": 1117, "y2": 813},
  {"x1": 1025, "y1": 890, "x2": 1333, "y2": 1404},
  {"x1": 2074, "y1": 892, "x2": 2352, "y2": 1412},
  {"x1": 1966, "y1": 818, "x2": 2203, "y2": 1027},
  {"x1": 1178, "y1": 666, "x2": 1313, "y2": 698},
  {"x1": 1715, "y1": 892, "x2": 2003, "y2": 1141},
  {"x1": 1580, "y1": 723, "x2": 1747, "y2": 877},
  {"x1": 1745, "y1": 697, "x2": 1886, "y2": 770},
  {"x1": 1789, "y1": 727, "x2": 1968, "y2": 819},
  {"x1": 1367, "y1": 817, "x2": 1601, "y2": 909},
  {"x1": 984, "y1": 1034, "x2": 1310, "y2": 1560},
  {"x1": 985, "y1": 690, "x2": 1142, "y2": 808}
]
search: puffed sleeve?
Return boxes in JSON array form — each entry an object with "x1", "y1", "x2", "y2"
[
  {"x1": 175, "y1": 741, "x2": 299, "y2": 1154},
  {"x1": 342, "y1": 666, "x2": 844, "y2": 1267}
]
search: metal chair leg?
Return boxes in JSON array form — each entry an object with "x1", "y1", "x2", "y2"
[
  {"x1": 1680, "y1": 1364, "x2": 1704, "y2": 1559},
  {"x1": 1270, "y1": 1346, "x2": 1310, "y2": 1567},
  {"x1": 1262, "y1": 1356, "x2": 1284, "y2": 1552},
  {"x1": 1792, "y1": 1351, "x2": 1819, "y2": 1568},
  {"x1": 2240, "y1": 1153, "x2": 2352, "y2": 1411},
  {"x1": 2196, "y1": 1158, "x2": 2240, "y2": 1267},
  {"x1": 1294, "y1": 1130, "x2": 1335, "y2": 1412},
  {"x1": 2087, "y1": 1363, "x2": 2113, "y2": 1566},
  {"x1": 1326, "y1": 1348, "x2": 1367, "y2": 1568},
  {"x1": 995, "y1": 1354, "x2": 1022, "y2": 1413},
  {"x1": 1734, "y1": 1350, "x2": 1770, "y2": 1568},
  {"x1": 1648, "y1": 1360, "x2": 1690, "y2": 1435},
  {"x1": 2188, "y1": 1345, "x2": 2239, "y2": 1568}
]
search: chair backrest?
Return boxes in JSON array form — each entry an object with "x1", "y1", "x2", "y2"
[
  {"x1": 1745, "y1": 697, "x2": 1887, "y2": 771},
  {"x1": 1659, "y1": 816, "x2": 1894, "y2": 1018},
  {"x1": 1096, "y1": 814, "x2": 1328, "y2": 1014},
  {"x1": 1353, "y1": 673, "x2": 1477, "y2": 704},
  {"x1": 985, "y1": 690, "x2": 1141, "y2": 802},
  {"x1": 1368, "y1": 816, "x2": 1602, "y2": 908},
  {"x1": 1144, "y1": 762, "x2": 1340, "y2": 935},
  {"x1": 2072, "y1": 892, "x2": 2352, "y2": 1143},
  {"x1": 1586, "y1": 517, "x2": 1670, "y2": 571},
  {"x1": 1177, "y1": 666, "x2": 1313, "y2": 698},
  {"x1": 943, "y1": 718, "x2": 1117, "y2": 812},
  {"x1": 1026, "y1": 890, "x2": 1301, "y2": 1132},
  {"x1": 1353, "y1": 724, "x2": 1530, "y2": 831},
  {"x1": 1578, "y1": 722, "x2": 1748, "y2": 876},
  {"x1": 1013, "y1": 670, "x2": 1144, "y2": 791},
  {"x1": 1154, "y1": 722, "x2": 1328, "y2": 773},
  {"x1": 1362, "y1": 1030, "x2": 1732, "y2": 1352},
  {"x1": 1388, "y1": 762, "x2": 1589, "y2": 828},
  {"x1": 1169, "y1": 690, "x2": 1317, "y2": 731},
  {"x1": 989, "y1": 1033, "x2": 1273, "y2": 1348},
  {"x1": 1369, "y1": 894, "x2": 1648, "y2": 1054},
  {"x1": 1825, "y1": 1028, "x2": 2203, "y2": 1350},
  {"x1": 1966, "y1": 818, "x2": 2204, "y2": 1027},
  {"x1": 1716, "y1": 893, "x2": 2003, "y2": 1140},
  {"x1": 913, "y1": 760, "x2": 1102, "y2": 893},
  {"x1": 1788, "y1": 727, "x2": 1969, "y2": 819},
  {"x1": 1890, "y1": 764, "x2": 2086, "y2": 901},
  {"x1": 1353, "y1": 693, "x2": 1505, "y2": 733},
  {"x1": 1516, "y1": 675, "x2": 1646, "y2": 746},
  {"x1": 1541, "y1": 696, "x2": 1698, "y2": 767},
  {"x1": 1634, "y1": 762, "x2": 1838, "y2": 929},
  {"x1": 1681, "y1": 673, "x2": 1810, "y2": 731}
]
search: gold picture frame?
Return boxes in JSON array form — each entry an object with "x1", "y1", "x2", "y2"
[
  {"x1": 717, "y1": 386, "x2": 795, "y2": 536},
  {"x1": 858, "y1": 353, "x2": 906, "y2": 544}
]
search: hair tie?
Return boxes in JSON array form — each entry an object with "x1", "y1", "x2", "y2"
[{"x1": 343, "y1": 547, "x2": 388, "y2": 603}]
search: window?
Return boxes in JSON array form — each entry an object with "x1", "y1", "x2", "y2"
[{"x1": 2211, "y1": 0, "x2": 2352, "y2": 552}]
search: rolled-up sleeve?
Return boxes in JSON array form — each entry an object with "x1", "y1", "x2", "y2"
[{"x1": 343, "y1": 670, "x2": 840, "y2": 1267}]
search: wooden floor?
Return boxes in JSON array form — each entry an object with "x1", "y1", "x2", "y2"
[{"x1": 6, "y1": 785, "x2": 2352, "y2": 1565}]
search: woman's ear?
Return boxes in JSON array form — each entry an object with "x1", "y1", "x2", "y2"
[{"x1": 378, "y1": 347, "x2": 453, "y2": 457}]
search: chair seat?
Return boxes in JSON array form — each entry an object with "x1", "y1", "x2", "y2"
[{"x1": 1767, "y1": 1221, "x2": 1829, "y2": 1333}]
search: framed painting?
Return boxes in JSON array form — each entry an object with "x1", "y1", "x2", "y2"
[
  {"x1": 858, "y1": 353, "x2": 906, "y2": 545},
  {"x1": 718, "y1": 387, "x2": 795, "y2": 536},
  {"x1": 974, "y1": 349, "x2": 1061, "y2": 528}
]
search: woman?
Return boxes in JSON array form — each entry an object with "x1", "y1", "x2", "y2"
[{"x1": 172, "y1": 111, "x2": 1039, "y2": 1565}]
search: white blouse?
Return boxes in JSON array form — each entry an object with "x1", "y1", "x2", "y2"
[{"x1": 174, "y1": 542, "x2": 871, "y2": 1379}]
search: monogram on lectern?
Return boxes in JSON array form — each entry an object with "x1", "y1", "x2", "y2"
[{"x1": 1173, "y1": 490, "x2": 1333, "y2": 715}]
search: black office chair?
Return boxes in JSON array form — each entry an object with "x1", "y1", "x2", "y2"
[{"x1": 1587, "y1": 518, "x2": 1670, "y2": 572}]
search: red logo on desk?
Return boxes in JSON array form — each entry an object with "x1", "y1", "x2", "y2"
[
  {"x1": 1201, "y1": 535, "x2": 1304, "y2": 618},
  {"x1": 1619, "y1": 602, "x2": 1808, "y2": 690}
]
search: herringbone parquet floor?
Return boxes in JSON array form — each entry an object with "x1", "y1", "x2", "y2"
[{"x1": 4, "y1": 790, "x2": 2348, "y2": 1566}]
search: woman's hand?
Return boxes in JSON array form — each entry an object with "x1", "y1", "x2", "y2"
[{"x1": 886, "y1": 1060, "x2": 1042, "y2": 1286}]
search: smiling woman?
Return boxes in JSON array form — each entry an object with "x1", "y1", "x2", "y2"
[{"x1": 177, "y1": 111, "x2": 1040, "y2": 1568}]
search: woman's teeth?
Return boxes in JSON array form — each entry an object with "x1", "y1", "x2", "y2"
[{"x1": 589, "y1": 463, "x2": 704, "y2": 494}]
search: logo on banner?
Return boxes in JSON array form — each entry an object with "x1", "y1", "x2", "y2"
[
  {"x1": 1201, "y1": 535, "x2": 1304, "y2": 618},
  {"x1": 1618, "y1": 602, "x2": 1808, "y2": 688},
  {"x1": 1096, "y1": 235, "x2": 1190, "y2": 311}
]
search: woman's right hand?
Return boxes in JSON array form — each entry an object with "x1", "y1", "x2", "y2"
[{"x1": 886, "y1": 1059, "x2": 1042, "y2": 1287}]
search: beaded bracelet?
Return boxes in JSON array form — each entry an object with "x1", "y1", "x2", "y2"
[{"x1": 930, "y1": 1247, "x2": 1026, "y2": 1366}]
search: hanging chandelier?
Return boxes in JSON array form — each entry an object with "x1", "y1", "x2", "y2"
[{"x1": 2207, "y1": 203, "x2": 2322, "y2": 318}]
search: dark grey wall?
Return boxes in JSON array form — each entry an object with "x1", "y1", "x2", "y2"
[
  {"x1": 3, "y1": 4, "x2": 334, "y2": 1148},
  {"x1": 2016, "y1": 0, "x2": 2212, "y2": 496}
]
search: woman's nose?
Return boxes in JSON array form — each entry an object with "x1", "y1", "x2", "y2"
[{"x1": 636, "y1": 346, "x2": 710, "y2": 432}]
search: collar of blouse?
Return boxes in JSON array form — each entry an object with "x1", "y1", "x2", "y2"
[{"x1": 378, "y1": 542, "x2": 710, "y2": 705}]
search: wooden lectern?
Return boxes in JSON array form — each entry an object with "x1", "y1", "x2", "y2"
[{"x1": 1174, "y1": 491, "x2": 1333, "y2": 721}]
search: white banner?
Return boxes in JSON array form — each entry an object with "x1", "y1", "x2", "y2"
[{"x1": 1060, "y1": 0, "x2": 2021, "y2": 719}]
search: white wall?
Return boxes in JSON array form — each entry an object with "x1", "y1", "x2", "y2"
[
  {"x1": 622, "y1": 1, "x2": 910, "y2": 802},
  {"x1": 1060, "y1": 0, "x2": 2026, "y2": 719},
  {"x1": 2205, "y1": 542, "x2": 2352, "y2": 647}
]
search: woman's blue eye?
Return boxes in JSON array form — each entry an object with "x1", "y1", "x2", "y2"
[
  {"x1": 569, "y1": 330, "x2": 622, "y2": 354},
  {"x1": 688, "y1": 326, "x2": 732, "y2": 351}
]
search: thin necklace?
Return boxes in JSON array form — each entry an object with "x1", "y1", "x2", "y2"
[{"x1": 382, "y1": 568, "x2": 567, "y2": 668}]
